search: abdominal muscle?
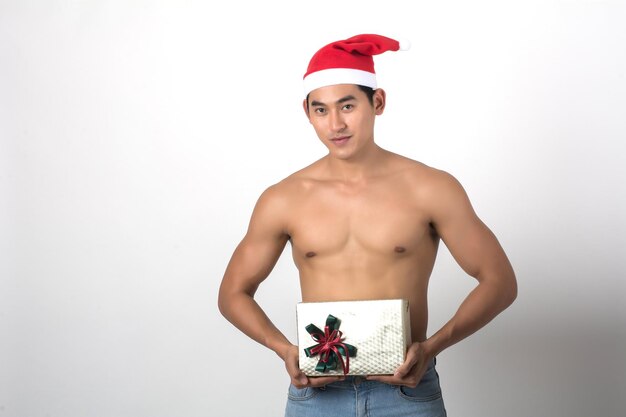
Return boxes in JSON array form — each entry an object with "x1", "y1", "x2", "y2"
[{"x1": 294, "y1": 248, "x2": 437, "y2": 343}]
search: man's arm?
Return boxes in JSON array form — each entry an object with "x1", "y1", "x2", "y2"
[
  {"x1": 425, "y1": 170, "x2": 517, "y2": 355},
  {"x1": 368, "y1": 170, "x2": 517, "y2": 386},
  {"x1": 218, "y1": 184, "x2": 342, "y2": 388}
]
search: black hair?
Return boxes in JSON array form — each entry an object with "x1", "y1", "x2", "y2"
[
  {"x1": 356, "y1": 85, "x2": 376, "y2": 105},
  {"x1": 305, "y1": 85, "x2": 376, "y2": 112}
]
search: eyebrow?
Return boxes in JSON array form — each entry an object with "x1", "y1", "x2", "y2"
[{"x1": 310, "y1": 95, "x2": 357, "y2": 107}]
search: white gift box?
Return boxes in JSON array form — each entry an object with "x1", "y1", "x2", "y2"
[{"x1": 296, "y1": 299, "x2": 411, "y2": 376}]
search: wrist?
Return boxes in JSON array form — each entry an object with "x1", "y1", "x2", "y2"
[
  {"x1": 423, "y1": 329, "x2": 451, "y2": 358},
  {"x1": 269, "y1": 339, "x2": 295, "y2": 361}
]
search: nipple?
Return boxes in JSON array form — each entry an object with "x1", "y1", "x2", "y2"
[{"x1": 305, "y1": 251, "x2": 317, "y2": 258}]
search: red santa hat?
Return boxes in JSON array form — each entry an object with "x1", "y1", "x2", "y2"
[{"x1": 303, "y1": 34, "x2": 410, "y2": 96}]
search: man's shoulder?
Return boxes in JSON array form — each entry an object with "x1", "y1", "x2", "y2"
[
  {"x1": 386, "y1": 155, "x2": 472, "y2": 221},
  {"x1": 257, "y1": 160, "x2": 323, "y2": 202},
  {"x1": 272, "y1": 158, "x2": 326, "y2": 189},
  {"x1": 390, "y1": 153, "x2": 458, "y2": 187}
]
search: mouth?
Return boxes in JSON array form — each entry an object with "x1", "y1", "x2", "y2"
[{"x1": 330, "y1": 135, "x2": 351, "y2": 145}]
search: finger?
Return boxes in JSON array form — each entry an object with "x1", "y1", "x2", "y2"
[
  {"x1": 366, "y1": 373, "x2": 419, "y2": 388},
  {"x1": 395, "y1": 349, "x2": 419, "y2": 378},
  {"x1": 394, "y1": 362, "x2": 414, "y2": 378},
  {"x1": 284, "y1": 348, "x2": 308, "y2": 386},
  {"x1": 284, "y1": 360, "x2": 307, "y2": 385},
  {"x1": 308, "y1": 375, "x2": 345, "y2": 387},
  {"x1": 290, "y1": 369, "x2": 309, "y2": 386},
  {"x1": 365, "y1": 374, "x2": 398, "y2": 384}
]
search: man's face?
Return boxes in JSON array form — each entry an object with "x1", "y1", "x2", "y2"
[{"x1": 303, "y1": 84, "x2": 385, "y2": 160}]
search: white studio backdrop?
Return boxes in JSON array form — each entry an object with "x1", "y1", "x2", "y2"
[{"x1": 1, "y1": 1, "x2": 625, "y2": 416}]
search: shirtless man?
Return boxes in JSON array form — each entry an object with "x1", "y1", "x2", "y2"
[{"x1": 218, "y1": 34, "x2": 517, "y2": 416}]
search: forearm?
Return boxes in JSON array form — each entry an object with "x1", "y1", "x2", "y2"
[
  {"x1": 218, "y1": 290, "x2": 293, "y2": 360},
  {"x1": 424, "y1": 277, "x2": 517, "y2": 357}
]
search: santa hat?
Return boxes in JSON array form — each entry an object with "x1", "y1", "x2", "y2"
[{"x1": 303, "y1": 34, "x2": 410, "y2": 96}]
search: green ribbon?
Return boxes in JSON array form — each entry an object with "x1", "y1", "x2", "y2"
[{"x1": 303, "y1": 314, "x2": 357, "y2": 374}]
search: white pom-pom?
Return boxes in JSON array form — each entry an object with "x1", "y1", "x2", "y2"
[{"x1": 398, "y1": 38, "x2": 411, "y2": 51}]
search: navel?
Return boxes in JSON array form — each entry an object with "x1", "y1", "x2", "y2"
[
  {"x1": 394, "y1": 246, "x2": 406, "y2": 254},
  {"x1": 305, "y1": 251, "x2": 317, "y2": 258}
]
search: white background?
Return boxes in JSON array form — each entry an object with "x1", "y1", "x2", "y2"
[{"x1": 1, "y1": 1, "x2": 625, "y2": 416}]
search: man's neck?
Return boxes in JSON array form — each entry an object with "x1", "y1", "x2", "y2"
[{"x1": 323, "y1": 144, "x2": 390, "y2": 183}]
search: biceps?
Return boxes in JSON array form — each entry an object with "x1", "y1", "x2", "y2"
[
  {"x1": 440, "y1": 217, "x2": 506, "y2": 279},
  {"x1": 222, "y1": 234, "x2": 289, "y2": 295}
]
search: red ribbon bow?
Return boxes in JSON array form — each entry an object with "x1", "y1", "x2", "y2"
[{"x1": 304, "y1": 314, "x2": 357, "y2": 374}]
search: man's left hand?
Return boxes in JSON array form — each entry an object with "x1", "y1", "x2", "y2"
[{"x1": 365, "y1": 341, "x2": 433, "y2": 387}]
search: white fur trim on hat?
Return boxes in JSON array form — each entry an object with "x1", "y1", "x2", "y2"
[
  {"x1": 398, "y1": 38, "x2": 411, "y2": 51},
  {"x1": 303, "y1": 68, "x2": 377, "y2": 97}
]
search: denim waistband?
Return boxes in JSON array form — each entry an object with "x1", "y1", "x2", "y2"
[{"x1": 320, "y1": 358, "x2": 436, "y2": 390}]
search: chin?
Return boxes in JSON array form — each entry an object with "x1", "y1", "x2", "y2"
[{"x1": 331, "y1": 151, "x2": 357, "y2": 161}]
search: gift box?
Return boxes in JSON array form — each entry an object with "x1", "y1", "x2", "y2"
[{"x1": 296, "y1": 299, "x2": 411, "y2": 376}]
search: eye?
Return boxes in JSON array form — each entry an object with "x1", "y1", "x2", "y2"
[
  {"x1": 342, "y1": 104, "x2": 354, "y2": 111},
  {"x1": 314, "y1": 107, "x2": 326, "y2": 114}
]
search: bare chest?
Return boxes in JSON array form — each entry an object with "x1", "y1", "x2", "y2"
[{"x1": 287, "y1": 185, "x2": 432, "y2": 258}]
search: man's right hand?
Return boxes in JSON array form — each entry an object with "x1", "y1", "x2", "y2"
[{"x1": 283, "y1": 344, "x2": 345, "y2": 389}]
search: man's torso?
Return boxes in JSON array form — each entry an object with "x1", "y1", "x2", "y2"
[{"x1": 274, "y1": 152, "x2": 444, "y2": 342}]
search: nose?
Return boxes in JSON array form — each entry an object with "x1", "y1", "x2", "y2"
[{"x1": 329, "y1": 109, "x2": 346, "y2": 132}]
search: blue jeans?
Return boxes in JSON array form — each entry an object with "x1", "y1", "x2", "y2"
[{"x1": 285, "y1": 359, "x2": 446, "y2": 417}]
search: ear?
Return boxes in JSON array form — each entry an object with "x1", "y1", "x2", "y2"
[
  {"x1": 373, "y1": 89, "x2": 386, "y2": 115},
  {"x1": 302, "y1": 98, "x2": 312, "y2": 122}
]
